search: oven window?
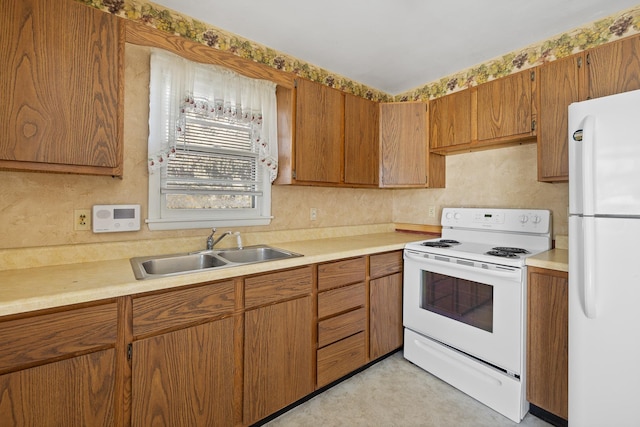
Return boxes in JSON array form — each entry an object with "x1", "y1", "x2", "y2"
[{"x1": 420, "y1": 271, "x2": 493, "y2": 332}]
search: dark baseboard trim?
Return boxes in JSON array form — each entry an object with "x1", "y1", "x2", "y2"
[{"x1": 529, "y1": 404, "x2": 568, "y2": 427}]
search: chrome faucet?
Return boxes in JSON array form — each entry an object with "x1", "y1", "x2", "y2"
[{"x1": 206, "y1": 228, "x2": 232, "y2": 250}]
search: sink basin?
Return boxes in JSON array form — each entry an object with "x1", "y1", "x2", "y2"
[
  {"x1": 130, "y1": 245, "x2": 302, "y2": 280},
  {"x1": 216, "y1": 245, "x2": 301, "y2": 264},
  {"x1": 131, "y1": 253, "x2": 229, "y2": 279}
]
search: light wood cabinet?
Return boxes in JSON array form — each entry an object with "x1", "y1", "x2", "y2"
[
  {"x1": 369, "y1": 251, "x2": 404, "y2": 359},
  {"x1": 527, "y1": 267, "x2": 568, "y2": 421},
  {"x1": 344, "y1": 94, "x2": 380, "y2": 186},
  {"x1": 130, "y1": 281, "x2": 236, "y2": 427},
  {"x1": 380, "y1": 102, "x2": 445, "y2": 188},
  {"x1": 476, "y1": 69, "x2": 536, "y2": 144},
  {"x1": 0, "y1": 303, "x2": 119, "y2": 427},
  {"x1": 584, "y1": 34, "x2": 640, "y2": 100},
  {"x1": 537, "y1": 54, "x2": 581, "y2": 182},
  {"x1": 0, "y1": 0, "x2": 123, "y2": 176},
  {"x1": 294, "y1": 78, "x2": 344, "y2": 184},
  {"x1": 243, "y1": 267, "x2": 314, "y2": 424},
  {"x1": 316, "y1": 257, "x2": 367, "y2": 387},
  {"x1": 430, "y1": 89, "x2": 472, "y2": 151},
  {"x1": 537, "y1": 34, "x2": 640, "y2": 182}
]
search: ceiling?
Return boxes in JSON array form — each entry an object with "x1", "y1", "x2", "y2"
[{"x1": 151, "y1": 0, "x2": 639, "y2": 95}]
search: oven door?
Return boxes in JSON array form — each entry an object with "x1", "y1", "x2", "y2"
[{"x1": 403, "y1": 249, "x2": 524, "y2": 375}]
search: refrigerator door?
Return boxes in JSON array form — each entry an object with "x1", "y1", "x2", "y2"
[
  {"x1": 568, "y1": 89, "x2": 640, "y2": 217},
  {"x1": 569, "y1": 216, "x2": 640, "y2": 426}
]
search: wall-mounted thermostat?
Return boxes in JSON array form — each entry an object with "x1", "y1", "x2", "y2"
[{"x1": 93, "y1": 204, "x2": 141, "y2": 233}]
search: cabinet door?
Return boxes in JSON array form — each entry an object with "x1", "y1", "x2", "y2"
[
  {"x1": 295, "y1": 78, "x2": 344, "y2": 183},
  {"x1": 538, "y1": 55, "x2": 581, "y2": 182},
  {"x1": 244, "y1": 296, "x2": 313, "y2": 424},
  {"x1": 370, "y1": 272, "x2": 403, "y2": 359},
  {"x1": 380, "y1": 102, "x2": 427, "y2": 187},
  {"x1": 131, "y1": 318, "x2": 235, "y2": 427},
  {"x1": 0, "y1": 349, "x2": 116, "y2": 427},
  {"x1": 0, "y1": 0, "x2": 123, "y2": 176},
  {"x1": 430, "y1": 89, "x2": 472, "y2": 150},
  {"x1": 477, "y1": 69, "x2": 534, "y2": 141},
  {"x1": 344, "y1": 94, "x2": 379, "y2": 186},
  {"x1": 585, "y1": 34, "x2": 640, "y2": 100},
  {"x1": 527, "y1": 267, "x2": 568, "y2": 420}
]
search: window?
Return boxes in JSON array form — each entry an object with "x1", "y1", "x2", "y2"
[{"x1": 147, "y1": 49, "x2": 278, "y2": 230}]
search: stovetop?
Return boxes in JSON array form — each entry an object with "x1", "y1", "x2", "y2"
[{"x1": 404, "y1": 208, "x2": 553, "y2": 267}]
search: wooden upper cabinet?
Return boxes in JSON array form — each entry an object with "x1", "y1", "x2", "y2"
[
  {"x1": 537, "y1": 54, "x2": 581, "y2": 182},
  {"x1": 344, "y1": 94, "x2": 379, "y2": 186},
  {"x1": 430, "y1": 89, "x2": 472, "y2": 150},
  {"x1": 584, "y1": 34, "x2": 640, "y2": 100},
  {"x1": 476, "y1": 69, "x2": 536, "y2": 143},
  {"x1": 0, "y1": 0, "x2": 123, "y2": 176},
  {"x1": 380, "y1": 102, "x2": 445, "y2": 188},
  {"x1": 294, "y1": 78, "x2": 344, "y2": 184}
]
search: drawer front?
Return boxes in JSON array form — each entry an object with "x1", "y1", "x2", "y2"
[
  {"x1": 370, "y1": 250, "x2": 403, "y2": 279},
  {"x1": 318, "y1": 282, "x2": 365, "y2": 319},
  {"x1": 317, "y1": 332, "x2": 366, "y2": 387},
  {"x1": 318, "y1": 257, "x2": 366, "y2": 291},
  {"x1": 245, "y1": 266, "x2": 312, "y2": 309},
  {"x1": 0, "y1": 303, "x2": 118, "y2": 372},
  {"x1": 133, "y1": 280, "x2": 235, "y2": 337},
  {"x1": 318, "y1": 307, "x2": 366, "y2": 348}
]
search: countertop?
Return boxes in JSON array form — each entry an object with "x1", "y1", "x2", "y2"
[
  {"x1": 0, "y1": 232, "x2": 424, "y2": 317},
  {"x1": 526, "y1": 248, "x2": 568, "y2": 272}
]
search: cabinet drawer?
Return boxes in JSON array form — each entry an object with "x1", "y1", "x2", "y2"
[
  {"x1": 370, "y1": 251, "x2": 403, "y2": 279},
  {"x1": 0, "y1": 303, "x2": 117, "y2": 372},
  {"x1": 245, "y1": 266, "x2": 312, "y2": 309},
  {"x1": 318, "y1": 307, "x2": 366, "y2": 348},
  {"x1": 317, "y1": 332, "x2": 366, "y2": 387},
  {"x1": 318, "y1": 282, "x2": 365, "y2": 319},
  {"x1": 133, "y1": 280, "x2": 235, "y2": 337},
  {"x1": 318, "y1": 257, "x2": 366, "y2": 291}
]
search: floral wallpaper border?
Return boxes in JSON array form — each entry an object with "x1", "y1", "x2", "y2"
[{"x1": 81, "y1": 0, "x2": 640, "y2": 102}]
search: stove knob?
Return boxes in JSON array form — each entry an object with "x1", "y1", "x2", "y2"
[
  {"x1": 445, "y1": 212, "x2": 453, "y2": 220},
  {"x1": 454, "y1": 212, "x2": 462, "y2": 220},
  {"x1": 531, "y1": 214, "x2": 541, "y2": 224},
  {"x1": 519, "y1": 214, "x2": 529, "y2": 224}
]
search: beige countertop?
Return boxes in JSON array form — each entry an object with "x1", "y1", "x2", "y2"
[
  {"x1": 526, "y1": 248, "x2": 568, "y2": 272},
  {"x1": 0, "y1": 231, "x2": 424, "y2": 317}
]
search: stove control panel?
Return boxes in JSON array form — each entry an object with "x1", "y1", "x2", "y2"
[{"x1": 442, "y1": 208, "x2": 551, "y2": 234}]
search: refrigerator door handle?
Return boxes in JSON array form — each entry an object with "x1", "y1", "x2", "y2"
[
  {"x1": 583, "y1": 216, "x2": 597, "y2": 319},
  {"x1": 580, "y1": 115, "x2": 596, "y2": 216}
]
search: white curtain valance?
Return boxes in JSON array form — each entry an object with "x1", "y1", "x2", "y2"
[{"x1": 148, "y1": 48, "x2": 278, "y2": 182}]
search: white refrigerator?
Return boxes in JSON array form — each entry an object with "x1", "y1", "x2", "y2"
[{"x1": 568, "y1": 89, "x2": 640, "y2": 426}]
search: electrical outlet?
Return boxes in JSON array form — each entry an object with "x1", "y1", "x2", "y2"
[
  {"x1": 310, "y1": 207, "x2": 317, "y2": 221},
  {"x1": 428, "y1": 206, "x2": 436, "y2": 218},
  {"x1": 74, "y1": 209, "x2": 91, "y2": 231}
]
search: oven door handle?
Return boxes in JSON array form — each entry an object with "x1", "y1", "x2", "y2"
[{"x1": 404, "y1": 251, "x2": 522, "y2": 280}]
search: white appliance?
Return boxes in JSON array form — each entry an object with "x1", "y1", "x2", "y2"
[
  {"x1": 403, "y1": 207, "x2": 552, "y2": 423},
  {"x1": 568, "y1": 89, "x2": 640, "y2": 427}
]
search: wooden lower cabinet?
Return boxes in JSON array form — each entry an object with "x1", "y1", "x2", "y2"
[
  {"x1": 131, "y1": 318, "x2": 235, "y2": 427},
  {"x1": 0, "y1": 349, "x2": 116, "y2": 426},
  {"x1": 527, "y1": 267, "x2": 568, "y2": 421},
  {"x1": 130, "y1": 280, "x2": 236, "y2": 426},
  {"x1": 0, "y1": 302, "x2": 118, "y2": 427},
  {"x1": 244, "y1": 296, "x2": 314, "y2": 424},
  {"x1": 369, "y1": 251, "x2": 404, "y2": 359},
  {"x1": 370, "y1": 272, "x2": 403, "y2": 359}
]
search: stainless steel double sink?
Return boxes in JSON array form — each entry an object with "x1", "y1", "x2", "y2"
[{"x1": 130, "y1": 245, "x2": 303, "y2": 280}]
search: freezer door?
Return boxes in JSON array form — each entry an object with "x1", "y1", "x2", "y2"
[
  {"x1": 568, "y1": 89, "x2": 640, "y2": 216},
  {"x1": 569, "y1": 216, "x2": 640, "y2": 426}
]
